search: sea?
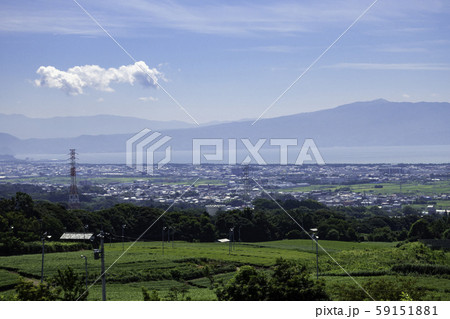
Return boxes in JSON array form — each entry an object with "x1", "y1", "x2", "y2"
[{"x1": 15, "y1": 145, "x2": 450, "y2": 165}]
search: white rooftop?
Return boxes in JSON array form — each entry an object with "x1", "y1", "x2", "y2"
[{"x1": 60, "y1": 232, "x2": 94, "y2": 240}]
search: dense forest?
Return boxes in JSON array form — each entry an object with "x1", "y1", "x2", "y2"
[{"x1": 1, "y1": 192, "x2": 449, "y2": 255}]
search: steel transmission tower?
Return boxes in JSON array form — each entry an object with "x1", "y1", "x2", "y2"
[{"x1": 68, "y1": 149, "x2": 80, "y2": 209}]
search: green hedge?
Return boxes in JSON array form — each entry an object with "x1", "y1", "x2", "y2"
[
  {"x1": 392, "y1": 263, "x2": 450, "y2": 275},
  {"x1": 0, "y1": 241, "x2": 91, "y2": 256}
]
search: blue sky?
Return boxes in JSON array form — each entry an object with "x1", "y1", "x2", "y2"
[{"x1": 0, "y1": 0, "x2": 449, "y2": 124}]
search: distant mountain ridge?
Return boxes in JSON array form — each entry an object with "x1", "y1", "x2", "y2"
[
  {"x1": 0, "y1": 100, "x2": 449, "y2": 155},
  {"x1": 0, "y1": 113, "x2": 195, "y2": 139}
]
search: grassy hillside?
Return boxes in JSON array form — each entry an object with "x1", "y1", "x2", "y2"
[{"x1": 0, "y1": 240, "x2": 449, "y2": 301}]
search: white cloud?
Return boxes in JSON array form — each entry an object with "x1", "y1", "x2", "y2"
[
  {"x1": 138, "y1": 96, "x2": 158, "y2": 102},
  {"x1": 34, "y1": 61, "x2": 162, "y2": 95}
]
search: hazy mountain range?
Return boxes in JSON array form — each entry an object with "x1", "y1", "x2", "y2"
[
  {"x1": 0, "y1": 99, "x2": 449, "y2": 156},
  {"x1": 0, "y1": 114, "x2": 195, "y2": 139}
]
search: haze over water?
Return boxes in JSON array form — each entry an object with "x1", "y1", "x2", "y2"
[{"x1": 16, "y1": 145, "x2": 450, "y2": 165}]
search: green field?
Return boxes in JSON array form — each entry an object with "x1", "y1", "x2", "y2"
[
  {"x1": 277, "y1": 181, "x2": 450, "y2": 196},
  {"x1": 0, "y1": 240, "x2": 449, "y2": 301}
]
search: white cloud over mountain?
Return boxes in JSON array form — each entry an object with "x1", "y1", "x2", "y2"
[{"x1": 34, "y1": 61, "x2": 161, "y2": 95}]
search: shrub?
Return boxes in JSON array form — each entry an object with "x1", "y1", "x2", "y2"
[
  {"x1": 142, "y1": 287, "x2": 161, "y2": 301},
  {"x1": 330, "y1": 276, "x2": 425, "y2": 301},
  {"x1": 50, "y1": 266, "x2": 88, "y2": 301},
  {"x1": 14, "y1": 278, "x2": 56, "y2": 301},
  {"x1": 392, "y1": 263, "x2": 450, "y2": 276},
  {"x1": 216, "y1": 258, "x2": 329, "y2": 301},
  {"x1": 398, "y1": 242, "x2": 445, "y2": 264}
]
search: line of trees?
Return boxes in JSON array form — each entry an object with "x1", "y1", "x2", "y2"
[{"x1": 1, "y1": 192, "x2": 449, "y2": 255}]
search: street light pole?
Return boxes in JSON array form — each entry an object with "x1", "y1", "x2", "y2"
[
  {"x1": 172, "y1": 228, "x2": 175, "y2": 248},
  {"x1": 81, "y1": 255, "x2": 88, "y2": 291},
  {"x1": 122, "y1": 224, "x2": 126, "y2": 251},
  {"x1": 312, "y1": 234, "x2": 319, "y2": 280},
  {"x1": 40, "y1": 232, "x2": 51, "y2": 283},
  {"x1": 168, "y1": 226, "x2": 171, "y2": 243},
  {"x1": 310, "y1": 228, "x2": 319, "y2": 280},
  {"x1": 229, "y1": 227, "x2": 234, "y2": 255},
  {"x1": 162, "y1": 227, "x2": 167, "y2": 255},
  {"x1": 41, "y1": 234, "x2": 45, "y2": 283},
  {"x1": 316, "y1": 236, "x2": 319, "y2": 280}
]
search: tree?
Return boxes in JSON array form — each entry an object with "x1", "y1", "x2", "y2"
[
  {"x1": 326, "y1": 229, "x2": 340, "y2": 241},
  {"x1": 216, "y1": 266, "x2": 268, "y2": 301},
  {"x1": 345, "y1": 227, "x2": 358, "y2": 241},
  {"x1": 444, "y1": 228, "x2": 450, "y2": 239},
  {"x1": 199, "y1": 214, "x2": 216, "y2": 242},
  {"x1": 370, "y1": 226, "x2": 396, "y2": 242},
  {"x1": 286, "y1": 229, "x2": 303, "y2": 239},
  {"x1": 408, "y1": 219, "x2": 433, "y2": 240},
  {"x1": 216, "y1": 259, "x2": 329, "y2": 301},
  {"x1": 252, "y1": 198, "x2": 279, "y2": 210},
  {"x1": 267, "y1": 258, "x2": 329, "y2": 301},
  {"x1": 51, "y1": 266, "x2": 88, "y2": 300},
  {"x1": 14, "y1": 192, "x2": 36, "y2": 218},
  {"x1": 299, "y1": 199, "x2": 326, "y2": 210},
  {"x1": 402, "y1": 206, "x2": 419, "y2": 216},
  {"x1": 430, "y1": 217, "x2": 448, "y2": 239}
]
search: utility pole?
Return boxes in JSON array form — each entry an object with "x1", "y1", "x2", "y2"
[
  {"x1": 310, "y1": 228, "x2": 319, "y2": 280},
  {"x1": 99, "y1": 231, "x2": 106, "y2": 301},
  {"x1": 41, "y1": 232, "x2": 51, "y2": 283}
]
